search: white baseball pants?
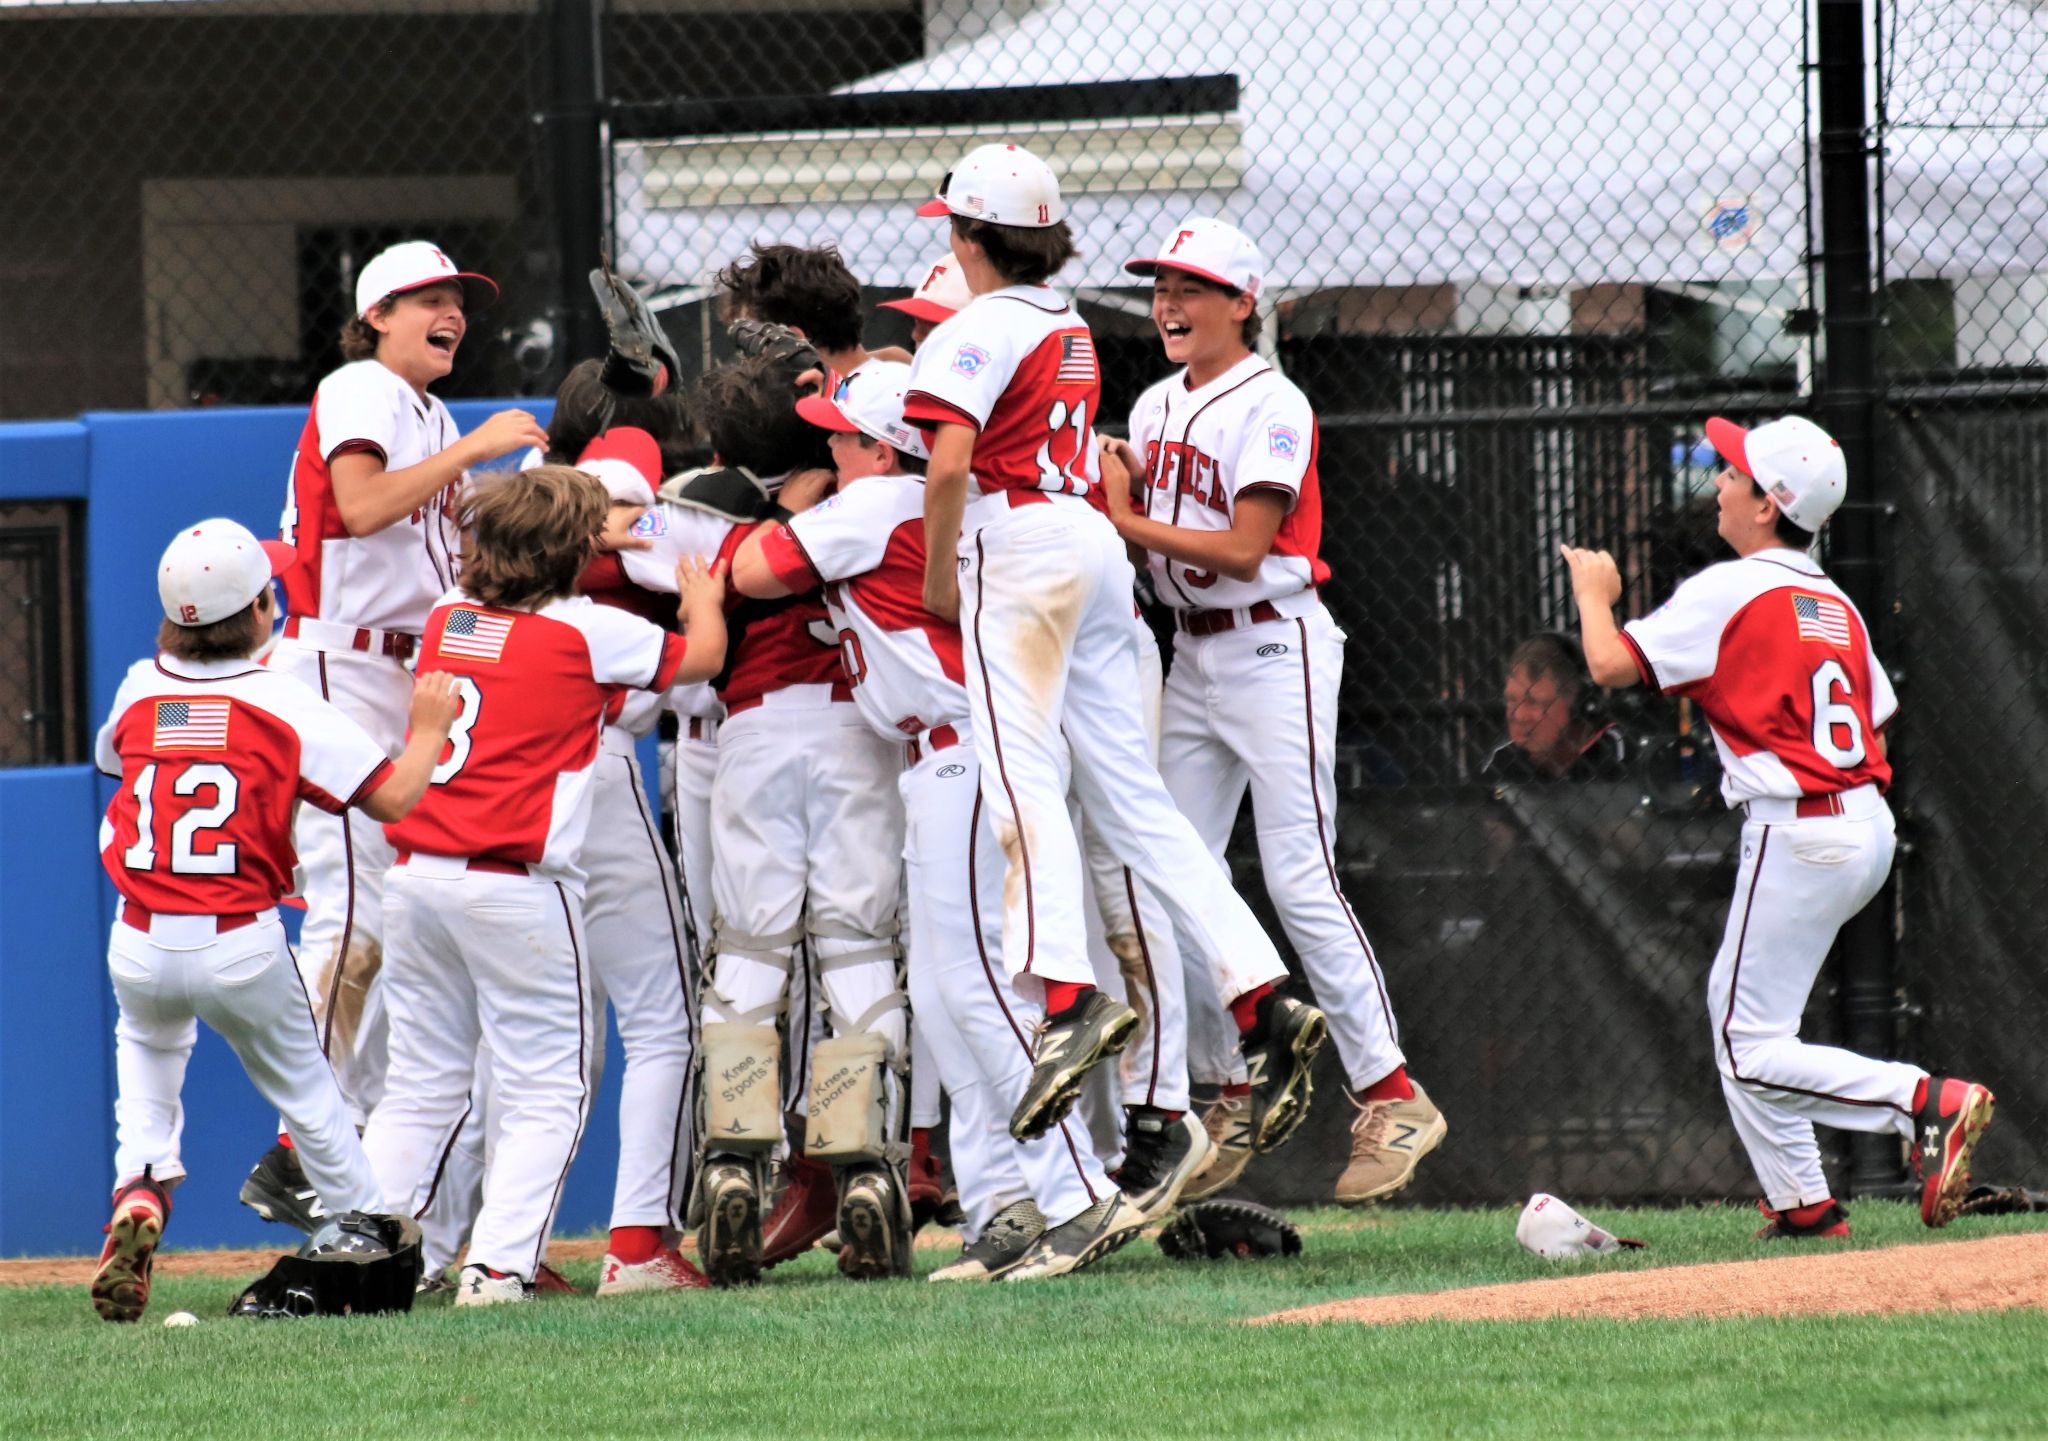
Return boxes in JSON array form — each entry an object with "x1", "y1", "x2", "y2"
[
  {"x1": 901, "y1": 738, "x2": 1111, "y2": 1236},
  {"x1": 705, "y1": 695, "x2": 906, "y2": 1095},
  {"x1": 1160, "y1": 603, "x2": 1407, "y2": 1093},
  {"x1": 365, "y1": 861, "x2": 595, "y2": 1282},
  {"x1": 268, "y1": 639, "x2": 409, "y2": 1122},
  {"x1": 1079, "y1": 613, "x2": 1189, "y2": 1113},
  {"x1": 1707, "y1": 793, "x2": 1922, "y2": 1209},
  {"x1": 107, "y1": 907, "x2": 379, "y2": 1213},
  {"x1": 957, "y1": 494, "x2": 1286, "y2": 1001},
  {"x1": 670, "y1": 714, "x2": 719, "y2": 974},
  {"x1": 584, "y1": 728, "x2": 696, "y2": 1230}
]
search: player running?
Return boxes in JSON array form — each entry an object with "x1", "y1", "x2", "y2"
[
  {"x1": 906, "y1": 144, "x2": 1325, "y2": 1154},
  {"x1": 1562, "y1": 413, "x2": 1994, "y2": 1238},
  {"x1": 90, "y1": 520, "x2": 458, "y2": 1322},
  {"x1": 1097, "y1": 217, "x2": 1444, "y2": 1205},
  {"x1": 250, "y1": 242, "x2": 547, "y2": 1229}
]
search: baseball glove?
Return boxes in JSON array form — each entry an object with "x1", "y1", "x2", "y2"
[
  {"x1": 728, "y1": 317, "x2": 824, "y2": 395},
  {"x1": 591, "y1": 265, "x2": 681, "y2": 401},
  {"x1": 1156, "y1": 1200, "x2": 1302, "y2": 1261},
  {"x1": 1953, "y1": 1182, "x2": 2048, "y2": 1218}
]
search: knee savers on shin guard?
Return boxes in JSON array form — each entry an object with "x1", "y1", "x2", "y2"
[
  {"x1": 805, "y1": 1033, "x2": 890, "y2": 1164},
  {"x1": 700, "y1": 1023, "x2": 782, "y2": 1152}
]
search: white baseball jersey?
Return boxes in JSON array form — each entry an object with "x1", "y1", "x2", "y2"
[
  {"x1": 98, "y1": 655, "x2": 394, "y2": 914},
  {"x1": 904, "y1": 285, "x2": 1102, "y2": 502},
  {"x1": 281, "y1": 360, "x2": 467, "y2": 634},
  {"x1": 1127, "y1": 355, "x2": 1329, "y2": 611},
  {"x1": 1621, "y1": 549, "x2": 1896, "y2": 805},
  {"x1": 755, "y1": 476, "x2": 968, "y2": 740}
]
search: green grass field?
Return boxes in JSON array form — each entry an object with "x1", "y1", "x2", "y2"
[{"x1": 5, "y1": 1203, "x2": 2045, "y2": 1439}]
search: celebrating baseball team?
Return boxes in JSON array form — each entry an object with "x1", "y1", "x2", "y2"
[{"x1": 84, "y1": 140, "x2": 1997, "y2": 1322}]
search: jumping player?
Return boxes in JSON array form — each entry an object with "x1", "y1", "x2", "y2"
[
  {"x1": 1562, "y1": 413, "x2": 1994, "y2": 1237},
  {"x1": 1098, "y1": 216, "x2": 1444, "y2": 1205},
  {"x1": 252, "y1": 242, "x2": 547, "y2": 1227},
  {"x1": 360, "y1": 467, "x2": 726, "y2": 1305},
  {"x1": 730, "y1": 364, "x2": 1164, "y2": 1277},
  {"x1": 90, "y1": 519, "x2": 459, "y2": 1322},
  {"x1": 906, "y1": 146, "x2": 1325, "y2": 1156}
]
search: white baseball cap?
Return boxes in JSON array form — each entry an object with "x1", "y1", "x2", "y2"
[
  {"x1": 1705, "y1": 414, "x2": 1847, "y2": 531},
  {"x1": 354, "y1": 240, "x2": 499, "y2": 320},
  {"x1": 795, "y1": 361, "x2": 932, "y2": 461},
  {"x1": 915, "y1": 143, "x2": 1064, "y2": 227},
  {"x1": 1515, "y1": 1193, "x2": 1646, "y2": 1260},
  {"x1": 158, "y1": 518, "x2": 296, "y2": 626},
  {"x1": 1125, "y1": 216, "x2": 1265, "y2": 298},
  {"x1": 880, "y1": 252, "x2": 974, "y2": 324}
]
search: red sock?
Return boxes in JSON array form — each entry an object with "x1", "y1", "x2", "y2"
[
  {"x1": 1043, "y1": 980, "x2": 1093, "y2": 1016},
  {"x1": 1129, "y1": 1105, "x2": 1185, "y2": 1124},
  {"x1": 1222, "y1": 1082, "x2": 1252, "y2": 1099},
  {"x1": 912, "y1": 1126, "x2": 931, "y2": 1151},
  {"x1": 1912, "y1": 1077, "x2": 1929, "y2": 1112},
  {"x1": 277, "y1": 1133, "x2": 294, "y2": 1149},
  {"x1": 1783, "y1": 1199, "x2": 1838, "y2": 1228},
  {"x1": 609, "y1": 1225, "x2": 662, "y2": 1265},
  {"x1": 1230, "y1": 983, "x2": 1275, "y2": 1035},
  {"x1": 1356, "y1": 1067, "x2": 1415, "y2": 1104}
]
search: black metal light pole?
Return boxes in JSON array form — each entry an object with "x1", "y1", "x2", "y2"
[
  {"x1": 542, "y1": 0, "x2": 608, "y2": 378},
  {"x1": 1815, "y1": 0, "x2": 1902, "y2": 1195}
]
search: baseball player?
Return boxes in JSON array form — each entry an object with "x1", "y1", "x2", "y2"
[
  {"x1": 718, "y1": 242, "x2": 910, "y2": 382},
  {"x1": 251, "y1": 242, "x2": 548, "y2": 1227},
  {"x1": 361, "y1": 466, "x2": 726, "y2": 1305},
  {"x1": 1098, "y1": 216, "x2": 1444, "y2": 1206},
  {"x1": 90, "y1": 519, "x2": 459, "y2": 1322},
  {"x1": 905, "y1": 145, "x2": 1325, "y2": 1160},
  {"x1": 1562, "y1": 413, "x2": 1994, "y2": 1237},
  {"x1": 613, "y1": 354, "x2": 907, "y2": 1285},
  {"x1": 728, "y1": 364, "x2": 1162, "y2": 1277}
]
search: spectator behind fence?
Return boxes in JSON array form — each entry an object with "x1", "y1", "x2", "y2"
[{"x1": 1481, "y1": 631, "x2": 1629, "y2": 784}]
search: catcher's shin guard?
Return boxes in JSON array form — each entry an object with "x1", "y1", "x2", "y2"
[
  {"x1": 698, "y1": 1024, "x2": 782, "y2": 1153},
  {"x1": 805, "y1": 1033, "x2": 890, "y2": 1165}
]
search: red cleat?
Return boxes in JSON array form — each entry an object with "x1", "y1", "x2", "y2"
[
  {"x1": 1914, "y1": 1076, "x2": 1996, "y2": 1228},
  {"x1": 760, "y1": 1155, "x2": 838, "y2": 1268},
  {"x1": 91, "y1": 1173, "x2": 172, "y2": 1322}
]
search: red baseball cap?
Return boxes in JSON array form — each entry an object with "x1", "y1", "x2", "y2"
[{"x1": 1704, "y1": 415, "x2": 1847, "y2": 530}]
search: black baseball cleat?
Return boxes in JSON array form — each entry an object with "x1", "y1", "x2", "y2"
[
  {"x1": 835, "y1": 1165, "x2": 912, "y2": 1281},
  {"x1": 1244, "y1": 995, "x2": 1329, "y2": 1153},
  {"x1": 1115, "y1": 1109, "x2": 1213, "y2": 1223},
  {"x1": 929, "y1": 1200, "x2": 1046, "y2": 1283},
  {"x1": 698, "y1": 1160, "x2": 764, "y2": 1287},
  {"x1": 1003, "y1": 1191, "x2": 1150, "y2": 1282},
  {"x1": 1914, "y1": 1076, "x2": 1996, "y2": 1228},
  {"x1": 1755, "y1": 1199, "x2": 1850, "y2": 1240},
  {"x1": 239, "y1": 1141, "x2": 326, "y2": 1234},
  {"x1": 1009, "y1": 991, "x2": 1140, "y2": 1142}
]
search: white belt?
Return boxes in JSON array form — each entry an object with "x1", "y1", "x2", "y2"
[
  {"x1": 600, "y1": 724, "x2": 638, "y2": 757},
  {"x1": 732, "y1": 683, "x2": 843, "y2": 712},
  {"x1": 1742, "y1": 783, "x2": 1887, "y2": 823}
]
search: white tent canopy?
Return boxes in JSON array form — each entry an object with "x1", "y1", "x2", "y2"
[{"x1": 614, "y1": 0, "x2": 2048, "y2": 294}]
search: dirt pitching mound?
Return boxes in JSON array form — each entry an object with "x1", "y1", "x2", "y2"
[{"x1": 1255, "y1": 1231, "x2": 2048, "y2": 1326}]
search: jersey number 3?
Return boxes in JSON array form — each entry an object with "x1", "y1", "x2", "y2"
[
  {"x1": 433, "y1": 677, "x2": 484, "y2": 784},
  {"x1": 1810, "y1": 659, "x2": 1867, "y2": 768},
  {"x1": 122, "y1": 762, "x2": 240, "y2": 875}
]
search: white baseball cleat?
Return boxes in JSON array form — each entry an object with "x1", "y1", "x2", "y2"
[
  {"x1": 453, "y1": 1263, "x2": 531, "y2": 1307},
  {"x1": 597, "y1": 1248, "x2": 710, "y2": 1295}
]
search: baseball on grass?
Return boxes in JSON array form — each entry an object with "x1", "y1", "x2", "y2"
[{"x1": 162, "y1": 1311, "x2": 198, "y2": 1327}]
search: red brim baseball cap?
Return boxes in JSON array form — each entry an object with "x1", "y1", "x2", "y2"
[
  {"x1": 795, "y1": 393, "x2": 860, "y2": 433},
  {"x1": 260, "y1": 539, "x2": 298, "y2": 578},
  {"x1": 1704, "y1": 416, "x2": 1752, "y2": 477},
  {"x1": 878, "y1": 296, "x2": 958, "y2": 322},
  {"x1": 915, "y1": 197, "x2": 952, "y2": 218}
]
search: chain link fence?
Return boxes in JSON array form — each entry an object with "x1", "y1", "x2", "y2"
[{"x1": 4, "y1": 0, "x2": 2043, "y2": 1207}]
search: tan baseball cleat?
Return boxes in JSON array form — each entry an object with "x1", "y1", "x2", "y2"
[
  {"x1": 1179, "y1": 1092, "x2": 1255, "y2": 1202},
  {"x1": 1333, "y1": 1082, "x2": 1447, "y2": 1205}
]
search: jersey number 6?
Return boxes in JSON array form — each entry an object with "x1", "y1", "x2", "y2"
[{"x1": 1809, "y1": 659, "x2": 1866, "y2": 768}]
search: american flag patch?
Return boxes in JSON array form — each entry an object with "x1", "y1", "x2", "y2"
[
  {"x1": 1055, "y1": 333, "x2": 1097, "y2": 385},
  {"x1": 154, "y1": 698, "x2": 229, "y2": 750},
  {"x1": 441, "y1": 607, "x2": 514, "y2": 663},
  {"x1": 1792, "y1": 593, "x2": 1853, "y2": 646}
]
